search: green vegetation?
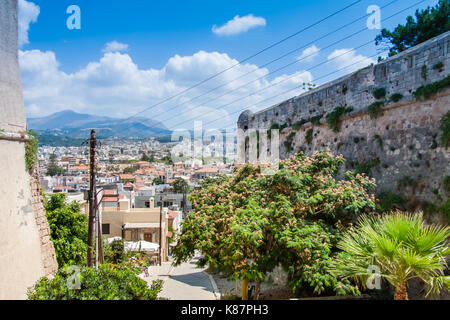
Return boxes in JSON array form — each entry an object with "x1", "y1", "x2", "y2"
[
  {"x1": 123, "y1": 166, "x2": 137, "y2": 174},
  {"x1": 284, "y1": 132, "x2": 296, "y2": 153},
  {"x1": 294, "y1": 119, "x2": 307, "y2": 130},
  {"x1": 153, "y1": 177, "x2": 164, "y2": 185},
  {"x1": 372, "y1": 88, "x2": 386, "y2": 100},
  {"x1": 27, "y1": 264, "x2": 163, "y2": 300},
  {"x1": 349, "y1": 159, "x2": 380, "y2": 176},
  {"x1": 103, "y1": 239, "x2": 125, "y2": 264},
  {"x1": 140, "y1": 153, "x2": 152, "y2": 162},
  {"x1": 440, "y1": 111, "x2": 450, "y2": 148},
  {"x1": 46, "y1": 153, "x2": 66, "y2": 177},
  {"x1": 173, "y1": 151, "x2": 376, "y2": 298},
  {"x1": 330, "y1": 212, "x2": 450, "y2": 300},
  {"x1": 433, "y1": 61, "x2": 445, "y2": 72},
  {"x1": 375, "y1": 0, "x2": 450, "y2": 56},
  {"x1": 310, "y1": 115, "x2": 322, "y2": 126},
  {"x1": 173, "y1": 177, "x2": 190, "y2": 194},
  {"x1": 25, "y1": 130, "x2": 39, "y2": 173},
  {"x1": 37, "y1": 134, "x2": 85, "y2": 147},
  {"x1": 46, "y1": 166, "x2": 66, "y2": 177},
  {"x1": 325, "y1": 106, "x2": 353, "y2": 132},
  {"x1": 389, "y1": 93, "x2": 403, "y2": 103},
  {"x1": 45, "y1": 194, "x2": 88, "y2": 267},
  {"x1": 159, "y1": 154, "x2": 174, "y2": 165},
  {"x1": 305, "y1": 128, "x2": 313, "y2": 144},
  {"x1": 368, "y1": 101, "x2": 385, "y2": 119},
  {"x1": 376, "y1": 192, "x2": 406, "y2": 213},
  {"x1": 413, "y1": 75, "x2": 450, "y2": 100},
  {"x1": 443, "y1": 176, "x2": 450, "y2": 193},
  {"x1": 421, "y1": 65, "x2": 428, "y2": 80},
  {"x1": 373, "y1": 134, "x2": 383, "y2": 149}
]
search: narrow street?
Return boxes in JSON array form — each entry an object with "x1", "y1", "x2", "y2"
[{"x1": 141, "y1": 254, "x2": 218, "y2": 300}]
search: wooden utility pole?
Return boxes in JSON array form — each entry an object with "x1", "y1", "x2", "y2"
[
  {"x1": 87, "y1": 130, "x2": 96, "y2": 267},
  {"x1": 159, "y1": 199, "x2": 163, "y2": 266}
]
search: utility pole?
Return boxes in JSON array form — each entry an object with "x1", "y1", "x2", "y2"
[
  {"x1": 159, "y1": 198, "x2": 163, "y2": 266},
  {"x1": 87, "y1": 130, "x2": 96, "y2": 267}
]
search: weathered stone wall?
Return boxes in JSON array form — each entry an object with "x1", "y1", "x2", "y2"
[
  {"x1": 30, "y1": 169, "x2": 58, "y2": 278},
  {"x1": 0, "y1": 0, "x2": 57, "y2": 299},
  {"x1": 238, "y1": 31, "x2": 450, "y2": 218}
]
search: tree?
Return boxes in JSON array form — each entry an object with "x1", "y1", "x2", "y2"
[
  {"x1": 45, "y1": 194, "x2": 88, "y2": 267},
  {"x1": 330, "y1": 211, "x2": 450, "y2": 300},
  {"x1": 141, "y1": 153, "x2": 151, "y2": 162},
  {"x1": 153, "y1": 177, "x2": 164, "y2": 185},
  {"x1": 46, "y1": 165, "x2": 66, "y2": 177},
  {"x1": 173, "y1": 178, "x2": 190, "y2": 194},
  {"x1": 375, "y1": 0, "x2": 450, "y2": 56},
  {"x1": 173, "y1": 151, "x2": 376, "y2": 298},
  {"x1": 123, "y1": 166, "x2": 136, "y2": 174}
]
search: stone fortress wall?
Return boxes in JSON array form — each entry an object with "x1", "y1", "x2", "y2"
[
  {"x1": 0, "y1": 0, "x2": 57, "y2": 299},
  {"x1": 238, "y1": 31, "x2": 450, "y2": 217}
]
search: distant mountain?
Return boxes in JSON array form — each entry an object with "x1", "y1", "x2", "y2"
[{"x1": 27, "y1": 110, "x2": 172, "y2": 139}]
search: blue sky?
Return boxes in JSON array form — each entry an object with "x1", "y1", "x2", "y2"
[{"x1": 19, "y1": 0, "x2": 438, "y2": 130}]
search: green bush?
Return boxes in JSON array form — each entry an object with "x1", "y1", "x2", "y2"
[
  {"x1": 389, "y1": 93, "x2": 403, "y2": 103},
  {"x1": 368, "y1": 101, "x2": 385, "y2": 119},
  {"x1": 27, "y1": 264, "x2": 163, "y2": 300},
  {"x1": 325, "y1": 106, "x2": 353, "y2": 132},
  {"x1": 294, "y1": 119, "x2": 307, "y2": 130},
  {"x1": 413, "y1": 75, "x2": 450, "y2": 100},
  {"x1": 443, "y1": 176, "x2": 450, "y2": 193},
  {"x1": 45, "y1": 194, "x2": 88, "y2": 267},
  {"x1": 104, "y1": 239, "x2": 125, "y2": 264},
  {"x1": 305, "y1": 128, "x2": 313, "y2": 144},
  {"x1": 310, "y1": 115, "x2": 322, "y2": 126},
  {"x1": 373, "y1": 88, "x2": 386, "y2": 100},
  {"x1": 376, "y1": 192, "x2": 406, "y2": 213},
  {"x1": 433, "y1": 62, "x2": 444, "y2": 72},
  {"x1": 25, "y1": 130, "x2": 39, "y2": 172},
  {"x1": 440, "y1": 111, "x2": 450, "y2": 148}
]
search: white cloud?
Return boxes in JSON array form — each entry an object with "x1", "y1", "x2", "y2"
[
  {"x1": 327, "y1": 48, "x2": 375, "y2": 73},
  {"x1": 297, "y1": 45, "x2": 320, "y2": 62},
  {"x1": 212, "y1": 14, "x2": 266, "y2": 36},
  {"x1": 18, "y1": 0, "x2": 40, "y2": 47},
  {"x1": 102, "y1": 41, "x2": 129, "y2": 53},
  {"x1": 19, "y1": 49, "x2": 312, "y2": 129}
]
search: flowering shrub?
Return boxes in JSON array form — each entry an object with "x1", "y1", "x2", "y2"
[
  {"x1": 173, "y1": 151, "x2": 376, "y2": 297},
  {"x1": 27, "y1": 264, "x2": 163, "y2": 300}
]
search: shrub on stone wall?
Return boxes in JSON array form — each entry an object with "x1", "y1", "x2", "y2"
[{"x1": 326, "y1": 106, "x2": 353, "y2": 132}]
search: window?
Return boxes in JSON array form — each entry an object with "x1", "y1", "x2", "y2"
[
  {"x1": 145, "y1": 201, "x2": 150, "y2": 208},
  {"x1": 102, "y1": 224, "x2": 110, "y2": 234}
]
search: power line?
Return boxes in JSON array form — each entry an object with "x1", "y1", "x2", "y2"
[
  {"x1": 202, "y1": 50, "x2": 386, "y2": 129},
  {"x1": 152, "y1": 0, "x2": 400, "y2": 123},
  {"x1": 112, "y1": 1, "x2": 362, "y2": 127},
  {"x1": 168, "y1": 42, "x2": 370, "y2": 129},
  {"x1": 163, "y1": 0, "x2": 425, "y2": 129}
]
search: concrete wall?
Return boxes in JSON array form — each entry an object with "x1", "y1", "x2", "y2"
[
  {"x1": 238, "y1": 31, "x2": 450, "y2": 218},
  {"x1": 0, "y1": 0, "x2": 57, "y2": 299}
]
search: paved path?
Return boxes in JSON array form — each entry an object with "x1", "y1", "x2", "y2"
[{"x1": 141, "y1": 254, "x2": 218, "y2": 300}]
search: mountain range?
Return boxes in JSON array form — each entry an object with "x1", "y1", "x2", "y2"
[{"x1": 27, "y1": 110, "x2": 172, "y2": 139}]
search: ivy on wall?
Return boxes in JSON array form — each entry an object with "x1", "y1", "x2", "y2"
[
  {"x1": 325, "y1": 106, "x2": 353, "y2": 132},
  {"x1": 25, "y1": 130, "x2": 39, "y2": 173}
]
